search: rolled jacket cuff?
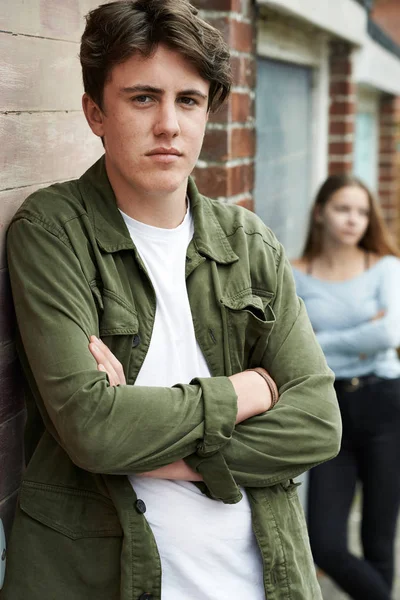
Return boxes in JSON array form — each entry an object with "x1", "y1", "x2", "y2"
[
  {"x1": 185, "y1": 451, "x2": 242, "y2": 504},
  {"x1": 190, "y1": 376, "x2": 237, "y2": 456}
]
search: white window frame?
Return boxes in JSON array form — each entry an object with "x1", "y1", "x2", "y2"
[{"x1": 354, "y1": 85, "x2": 380, "y2": 193}]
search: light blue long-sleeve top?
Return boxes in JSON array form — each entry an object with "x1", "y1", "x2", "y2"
[{"x1": 292, "y1": 256, "x2": 400, "y2": 379}]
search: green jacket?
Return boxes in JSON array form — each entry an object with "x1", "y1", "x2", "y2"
[{"x1": 3, "y1": 157, "x2": 341, "y2": 600}]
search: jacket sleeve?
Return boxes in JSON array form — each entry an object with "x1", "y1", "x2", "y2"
[
  {"x1": 186, "y1": 246, "x2": 341, "y2": 501},
  {"x1": 7, "y1": 217, "x2": 238, "y2": 475}
]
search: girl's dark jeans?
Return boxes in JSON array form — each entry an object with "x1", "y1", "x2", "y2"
[{"x1": 307, "y1": 376, "x2": 400, "y2": 600}]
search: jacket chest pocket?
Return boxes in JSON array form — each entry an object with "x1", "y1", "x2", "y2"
[
  {"x1": 91, "y1": 283, "x2": 140, "y2": 376},
  {"x1": 220, "y1": 289, "x2": 276, "y2": 372}
]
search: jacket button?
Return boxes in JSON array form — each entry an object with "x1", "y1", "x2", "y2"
[
  {"x1": 132, "y1": 334, "x2": 141, "y2": 348},
  {"x1": 135, "y1": 499, "x2": 147, "y2": 514},
  {"x1": 138, "y1": 594, "x2": 153, "y2": 600}
]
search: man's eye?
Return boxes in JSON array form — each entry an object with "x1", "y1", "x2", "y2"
[
  {"x1": 134, "y1": 95, "x2": 153, "y2": 104},
  {"x1": 179, "y1": 97, "x2": 196, "y2": 106}
]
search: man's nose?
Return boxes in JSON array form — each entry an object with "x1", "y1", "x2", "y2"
[{"x1": 154, "y1": 102, "x2": 180, "y2": 137}]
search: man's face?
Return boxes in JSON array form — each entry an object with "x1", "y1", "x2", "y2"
[{"x1": 85, "y1": 45, "x2": 210, "y2": 198}]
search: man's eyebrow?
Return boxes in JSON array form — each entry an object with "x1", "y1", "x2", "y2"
[
  {"x1": 120, "y1": 85, "x2": 163, "y2": 95},
  {"x1": 120, "y1": 85, "x2": 208, "y2": 99},
  {"x1": 179, "y1": 89, "x2": 208, "y2": 100}
]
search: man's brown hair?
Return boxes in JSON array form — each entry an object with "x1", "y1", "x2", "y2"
[{"x1": 80, "y1": 0, "x2": 232, "y2": 112}]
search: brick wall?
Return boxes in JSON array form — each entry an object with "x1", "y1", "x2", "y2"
[
  {"x1": 0, "y1": 0, "x2": 102, "y2": 543},
  {"x1": 371, "y1": 0, "x2": 400, "y2": 236},
  {"x1": 372, "y1": 0, "x2": 400, "y2": 45},
  {"x1": 395, "y1": 98, "x2": 400, "y2": 239},
  {"x1": 378, "y1": 94, "x2": 400, "y2": 230},
  {"x1": 193, "y1": 0, "x2": 257, "y2": 211},
  {"x1": 328, "y1": 41, "x2": 356, "y2": 175}
]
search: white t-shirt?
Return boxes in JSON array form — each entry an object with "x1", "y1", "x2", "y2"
[{"x1": 120, "y1": 206, "x2": 264, "y2": 600}]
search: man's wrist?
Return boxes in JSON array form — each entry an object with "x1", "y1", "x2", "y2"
[
  {"x1": 246, "y1": 368, "x2": 279, "y2": 409},
  {"x1": 230, "y1": 370, "x2": 273, "y2": 422}
]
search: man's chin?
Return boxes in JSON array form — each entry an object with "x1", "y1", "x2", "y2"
[{"x1": 141, "y1": 172, "x2": 190, "y2": 195}]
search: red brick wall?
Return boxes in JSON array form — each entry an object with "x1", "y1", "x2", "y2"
[
  {"x1": 192, "y1": 0, "x2": 257, "y2": 211},
  {"x1": 328, "y1": 41, "x2": 355, "y2": 175},
  {"x1": 395, "y1": 98, "x2": 400, "y2": 240},
  {"x1": 378, "y1": 94, "x2": 400, "y2": 230},
  {"x1": 372, "y1": 0, "x2": 400, "y2": 45},
  {"x1": 371, "y1": 3, "x2": 400, "y2": 237}
]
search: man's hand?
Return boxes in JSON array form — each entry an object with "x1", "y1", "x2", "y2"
[
  {"x1": 140, "y1": 459, "x2": 203, "y2": 481},
  {"x1": 89, "y1": 336, "x2": 126, "y2": 386},
  {"x1": 89, "y1": 336, "x2": 277, "y2": 424},
  {"x1": 88, "y1": 337, "x2": 278, "y2": 480},
  {"x1": 88, "y1": 336, "x2": 202, "y2": 481}
]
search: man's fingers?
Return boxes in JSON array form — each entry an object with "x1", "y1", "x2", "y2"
[
  {"x1": 96, "y1": 337, "x2": 126, "y2": 385},
  {"x1": 89, "y1": 340, "x2": 107, "y2": 364},
  {"x1": 91, "y1": 336, "x2": 125, "y2": 379},
  {"x1": 98, "y1": 359, "x2": 119, "y2": 386},
  {"x1": 89, "y1": 337, "x2": 124, "y2": 386},
  {"x1": 98, "y1": 363, "x2": 114, "y2": 384},
  {"x1": 100, "y1": 356, "x2": 119, "y2": 386},
  {"x1": 89, "y1": 340, "x2": 115, "y2": 382}
]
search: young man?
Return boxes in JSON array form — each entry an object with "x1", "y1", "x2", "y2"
[{"x1": 3, "y1": 1, "x2": 341, "y2": 598}]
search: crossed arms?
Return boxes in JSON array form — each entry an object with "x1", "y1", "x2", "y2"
[
  {"x1": 89, "y1": 335, "x2": 276, "y2": 482},
  {"x1": 7, "y1": 216, "x2": 341, "y2": 503}
]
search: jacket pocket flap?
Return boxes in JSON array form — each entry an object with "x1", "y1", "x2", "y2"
[
  {"x1": 221, "y1": 290, "x2": 275, "y2": 323},
  {"x1": 19, "y1": 483, "x2": 123, "y2": 540},
  {"x1": 91, "y1": 284, "x2": 139, "y2": 336}
]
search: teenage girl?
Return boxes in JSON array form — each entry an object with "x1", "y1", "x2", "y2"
[{"x1": 292, "y1": 174, "x2": 400, "y2": 600}]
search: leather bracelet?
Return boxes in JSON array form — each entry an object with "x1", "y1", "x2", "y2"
[{"x1": 246, "y1": 367, "x2": 279, "y2": 410}]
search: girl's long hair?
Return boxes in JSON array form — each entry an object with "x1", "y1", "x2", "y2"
[{"x1": 302, "y1": 174, "x2": 400, "y2": 260}]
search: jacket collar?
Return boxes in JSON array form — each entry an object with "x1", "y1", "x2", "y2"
[
  {"x1": 79, "y1": 156, "x2": 238, "y2": 265},
  {"x1": 79, "y1": 156, "x2": 135, "y2": 253}
]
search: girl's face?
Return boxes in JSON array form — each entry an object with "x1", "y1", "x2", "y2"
[{"x1": 316, "y1": 185, "x2": 370, "y2": 247}]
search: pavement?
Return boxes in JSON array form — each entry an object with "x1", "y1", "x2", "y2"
[{"x1": 317, "y1": 502, "x2": 400, "y2": 600}]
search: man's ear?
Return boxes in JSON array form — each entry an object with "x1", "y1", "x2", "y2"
[{"x1": 82, "y1": 94, "x2": 105, "y2": 138}]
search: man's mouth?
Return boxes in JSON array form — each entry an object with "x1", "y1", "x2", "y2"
[{"x1": 146, "y1": 147, "x2": 182, "y2": 156}]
